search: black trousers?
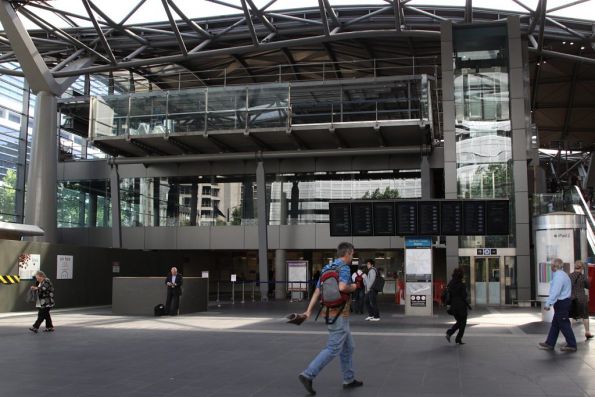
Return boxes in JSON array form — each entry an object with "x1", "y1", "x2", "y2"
[
  {"x1": 353, "y1": 288, "x2": 365, "y2": 314},
  {"x1": 447, "y1": 312, "x2": 467, "y2": 342},
  {"x1": 33, "y1": 307, "x2": 53, "y2": 329},
  {"x1": 165, "y1": 289, "x2": 180, "y2": 315},
  {"x1": 366, "y1": 290, "x2": 380, "y2": 318}
]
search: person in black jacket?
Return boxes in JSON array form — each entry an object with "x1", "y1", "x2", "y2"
[
  {"x1": 445, "y1": 267, "x2": 471, "y2": 345},
  {"x1": 165, "y1": 267, "x2": 183, "y2": 315}
]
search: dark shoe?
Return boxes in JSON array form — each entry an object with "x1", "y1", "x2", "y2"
[
  {"x1": 343, "y1": 380, "x2": 364, "y2": 389},
  {"x1": 299, "y1": 374, "x2": 316, "y2": 395},
  {"x1": 560, "y1": 346, "x2": 577, "y2": 352},
  {"x1": 43, "y1": 328, "x2": 55, "y2": 332},
  {"x1": 28, "y1": 327, "x2": 38, "y2": 334},
  {"x1": 445, "y1": 333, "x2": 451, "y2": 343},
  {"x1": 586, "y1": 333, "x2": 593, "y2": 340},
  {"x1": 456, "y1": 341, "x2": 465, "y2": 345},
  {"x1": 538, "y1": 342, "x2": 554, "y2": 350}
]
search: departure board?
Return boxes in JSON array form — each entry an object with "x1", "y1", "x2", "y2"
[
  {"x1": 440, "y1": 201, "x2": 463, "y2": 235},
  {"x1": 463, "y1": 201, "x2": 486, "y2": 236},
  {"x1": 351, "y1": 202, "x2": 373, "y2": 236},
  {"x1": 373, "y1": 202, "x2": 395, "y2": 236},
  {"x1": 418, "y1": 201, "x2": 440, "y2": 235},
  {"x1": 329, "y1": 203, "x2": 351, "y2": 236},
  {"x1": 486, "y1": 200, "x2": 510, "y2": 235},
  {"x1": 396, "y1": 202, "x2": 418, "y2": 235}
]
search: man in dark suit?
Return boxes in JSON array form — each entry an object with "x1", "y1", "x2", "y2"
[{"x1": 165, "y1": 267, "x2": 183, "y2": 315}]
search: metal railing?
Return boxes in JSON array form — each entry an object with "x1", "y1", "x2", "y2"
[{"x1": 211, "y1": 280, "x2": 315, "y2": 305}]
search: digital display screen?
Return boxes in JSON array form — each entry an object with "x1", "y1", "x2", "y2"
[
  {"x1": 418, "y1": 201, "x2": 440, "y2": 235},
  {"x1": 486, "y1": 200, "x2": 510, "y2": 235},
  {"x1": 396, "y1": 202, "x2": 418, "y2": 235},
  {"x1": 463, "y1": 200, "x2": 486, "y2": 236},
  {"x1": 440, "y1": 201, "x2": 463, "y2": 236},
  {"x1": 329, "y1": 203, "x2": 351, "y2": 236},
  {"x1": 351, "y1": 202, "x2": 373, "y2": 236},
  {"x1": 373, "y1": 202, "x2": 395, "y2": 236}
]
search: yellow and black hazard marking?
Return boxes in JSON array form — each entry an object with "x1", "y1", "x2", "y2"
[{"x1": 0, "y1": 275, "x2": 20, "y2": 285}]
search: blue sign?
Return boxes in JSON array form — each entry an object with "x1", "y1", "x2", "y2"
[{"x1": 405, "y1": 237, "x2": 433, "y2": 249}]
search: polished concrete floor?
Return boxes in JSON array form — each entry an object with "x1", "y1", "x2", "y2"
[{"x1": 1, "y1": 301, "x2": 595, "y2": 397}]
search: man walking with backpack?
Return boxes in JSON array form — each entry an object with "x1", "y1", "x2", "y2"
[
  {"x1": 365, "y1": 259, "x2": 381, "y2": 321},
  {"x1": 298, "y1": 242, "x2": 364, "y2": 395}
]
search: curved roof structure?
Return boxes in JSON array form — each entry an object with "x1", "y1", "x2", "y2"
[{"x1": 1, "y1": 0, "x2": 594, "y2": 149}]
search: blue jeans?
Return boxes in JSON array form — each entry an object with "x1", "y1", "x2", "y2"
[
  {"x1": 546, "y1": 298, "x2": 577, "y2": 348},
  {"x1": 303, "y1": 316, "x2": 355, "y2": 383}
]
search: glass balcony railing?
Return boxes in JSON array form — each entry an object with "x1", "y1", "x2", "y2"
[{"x1": 89, "y1": 75, "x2": 433, "y2": 139}]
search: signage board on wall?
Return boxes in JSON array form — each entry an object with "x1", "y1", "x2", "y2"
[
  {"x1": 287, "y1": 260, "x2": 308, "y2": 292},
  {"x1": 56, "y1": 255, "x2": 74, "y2": 279},
  {"x1": 535, "y1": 229, "x2": 574, "y2": 297},
  {"x1": 18, "y1": 254, "x2": 40, "y2": 280}
]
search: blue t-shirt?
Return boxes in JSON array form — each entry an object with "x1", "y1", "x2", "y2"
[{"x1": 316, "y1": 259, "x2": 351, "y2": 288}]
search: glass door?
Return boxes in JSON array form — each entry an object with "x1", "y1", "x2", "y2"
[{"x1": 473, "y1": 257, "x2": 502, "y2": 305}]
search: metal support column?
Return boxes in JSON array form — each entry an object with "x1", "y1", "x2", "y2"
[
  {"x1": 256, "y1": 161, "x2": 269, "y2": 301},
  {"x1": 153, "y1": 177, "x2": 160, "y2": 226},
  {"x1": 190, "y1": 179, "x2": 198, "y2": 226},
  {"x1": 275, "y1": 190, "x2": 288, "y2": 300},
  {"x1": 15, "y1": 82, "x2": 30, "y2": 223},
  {"x1": 110, "y1": 165, "x2": 122, "y2": 248},
  {"x1": 24, "y1": 91, "x2": 58, "y2": 242},
  {"x1": 421, "y1": 155, "x2": 432, "y2": 199}
]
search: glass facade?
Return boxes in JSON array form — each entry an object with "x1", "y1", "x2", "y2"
[
  {"x1": 57, "y1": 180, "x2": 111, "y2": 227},
  {"x1": 453, "y1": 25, "x2": 515, "y2": 248},
  {"x1": 268, "y1": 172, "x2": 421, "y2": 225}
]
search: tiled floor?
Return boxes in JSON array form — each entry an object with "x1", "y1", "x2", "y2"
[{"x1": 1, "y1": 302, "x2": 594, "y2": 397}]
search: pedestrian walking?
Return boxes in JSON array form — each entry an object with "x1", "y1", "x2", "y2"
[
  {"x1": 445, "y1": 267, "x2": 471, "y2": 345},
  {"x1": 570, "y1": 260, "x2": 592, "y2": 340},
  {"x1": 539, "y1": 258, "x2": 577, "y2": 352},
  {"x1": 29, "y1": 271, "x2": 55, "y2": 333},
  {"x1": 298, "y1": 242, "x2": 363, "y2": 395}
]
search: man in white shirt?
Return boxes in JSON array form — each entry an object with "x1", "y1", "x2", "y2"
[{"x1": 165, "y1": 267, "x2": 183, "y2": 315}]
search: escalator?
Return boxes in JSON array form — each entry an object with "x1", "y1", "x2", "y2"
[{"x1": 569, "y1": 185, "x2": 595, "y2": 256}]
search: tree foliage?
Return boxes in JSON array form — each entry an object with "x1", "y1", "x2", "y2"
[
  {"x1": 362, "y1": 187, "x2": 400, "y2": 200},
  {"x1": 0, "y1": 169, "x2": 17, "y2": 221}
]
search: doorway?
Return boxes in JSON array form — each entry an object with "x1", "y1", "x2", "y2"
[{"x1": 472, "y1": 257, "x2": 503, "y2": 305}]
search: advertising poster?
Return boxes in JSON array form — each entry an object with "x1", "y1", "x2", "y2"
[
  {"x1": 535, "y1": 229, "x2": 574, "y2": 297},
  {"x1": 57, "y1": 255, "x2": 74, "y2": 279},
  {"x1": 18, "y1": 253, "x2": 41, "y2": 280}
]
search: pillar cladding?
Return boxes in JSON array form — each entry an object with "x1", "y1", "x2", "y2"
[
  {"x1": 256, "y1": 161, "x2": 269, "y2": 301},
  {"x1": 275, "y1": 191, "x2": 288, "y2": 300},
  {"x1": 24, "y1": 91, "x2": 57, "y2": 242}
]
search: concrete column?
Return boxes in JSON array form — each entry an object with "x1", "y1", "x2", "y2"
[
  {"x1": 508, "y1": 16, "x2": 531, "y2": 301},
  {"x1": 190, "y1": 180, "x2": 198, "y2": 226},
  {"x1": 440, "y1": 21, "x2": 459, "y2": 275},
  {"x1": 153, "y1": 178, "x2": 160, "y2": 226},
  {"x1": 421, "y1": 155, "x2": 433, "y2": 199},
  {"x1": 242, "y1": 178, "x2": 254, "y2": 220},
  {"x1": 256, "y1": 161, "x2": 269, "y2": 301},
  {"x1": 24, "y1": 91, "x2": 57, "y2": 242},
  {"x1": 275, "y1": 191, "x2": 288, "y2": 300},
  {"x1": 290, "y1": 181, "x2": 299, "y2": 223},
  {"x1": 78, "y1": 190, "x2": 86, "y2": 227},
  {"x1": 89, "y1": 188, "x2": 97, "y2": 228},
  {"x1": 109, "y1": 165, "x2": 122, "y2": 248}
]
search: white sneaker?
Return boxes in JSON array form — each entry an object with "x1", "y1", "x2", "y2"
[
  {"x1": 365, "y1": 316, "x2": 373, "y2": 321},
  {"x1": 370, "y1": 318, "x2": 380, "y2": 322}
]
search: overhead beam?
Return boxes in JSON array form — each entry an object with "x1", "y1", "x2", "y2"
[
  {"x1": 246, "y1": 0, "x2": 277, "y2": 33},
  {"x1": 393, "y1": 0, "x2": 402, "y2": 31},
  {"x1": 0, "y1": 1, "x2": 59, "y2": 93},
  {"x1": 204, "y1": 135, "x2": 235, "y2": 152},
  {"x1": 240, "y1": 0, "x2": 259, "y2": 46},
  {"x1": 561, "y1": 61, "x2": 580, "y2": 139},
  {"x1": 81, "y1": 0, "x2": 117, "y2": 64},
  {"x1": 287, "y1": 131, "x2": 310, "y2": 150},
  {"x1": 247, "y1": 133, "x2": 273, "y2": 151},
  {"x1": 322, "y1": 0, "x2": 341, "y2": 27},
  {"x1": 129, "y1": 138, "x2": 168, "y2": 156},
  {"x1": 165, "y1": 136, "x2": 204, "y2": 154},
  {"x1": 547, "y1": 0, "x2": 590, "y2": 13},
  {"x1": 318, "y1": 0, "x2": 331, "y2": 36},
  {"x1": 161, "y1": 0, "x2": 188, "y2": 56},
  {"x1": 464, "y1": 0, "x2": 472, "y2": 23},
  {"x1": 166, "y1": 0, "x2": 212, "y2": 39}
]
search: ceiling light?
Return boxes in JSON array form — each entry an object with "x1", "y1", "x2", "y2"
[
  {"x1": 581, "y1": 46, "x2": 585, "y2": 50},
  {"x1": 562, "y1": 41, "x2": 566, "y2": 44},
  {"x1": 570, "y1": 42, "x2": 574, "y2": 45}
]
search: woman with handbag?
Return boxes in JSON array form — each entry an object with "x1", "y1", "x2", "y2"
[
  {"x1": 570, "y1": 261, "x2": 592, "y2": 340},
  {"x1": 29, "y1": 271, "x2": 55, "y2": 333},
  {"x1": 445, "y1": 267, "x2": 472, "y2": 345}
]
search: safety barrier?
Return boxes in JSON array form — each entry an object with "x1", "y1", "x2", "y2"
[
  {"x1": 211, "y1": 280, "x2": 315, "y2": 306},
  {"x1": 0, "y1": 275, "x2": 21, "y2": 285}
]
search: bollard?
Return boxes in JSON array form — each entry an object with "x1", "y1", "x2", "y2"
[
  {"x1": 232, "y1": 281, "x2": 235, "y2": 305},
  {"x1": 216, "y1": 281, "x2": 221, "y2": 308},
  {"x1": 241, "y1": 281, "x2": 245, "y2": 304}
]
